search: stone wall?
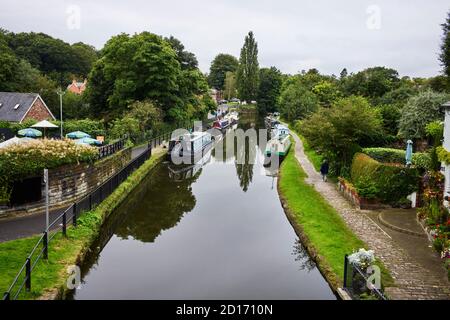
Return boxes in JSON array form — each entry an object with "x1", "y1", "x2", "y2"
[{"x1": 0, "y1": 148, "x2": 132, "y2": 218}]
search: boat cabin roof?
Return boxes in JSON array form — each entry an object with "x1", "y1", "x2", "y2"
[{"x1": 171, "y1": 131, "x2": 211, "y2": 142}]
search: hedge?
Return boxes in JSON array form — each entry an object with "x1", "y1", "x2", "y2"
[
  {"x1": 362, "y1": 147, "x2": 431, "y2": 170},
  {"x1": 351, "y1": 153, "x2": 420, "y2": 203}
]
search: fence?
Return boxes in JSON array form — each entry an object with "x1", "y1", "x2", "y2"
[
  {"x1": 2, "y1": 145, "x2": 153, "y2": 300},
  {"x1": 343, "y1": 254, "x2": 387, "y2": 300},
  {"x1": 1, "y1": 121, "x2": 202, "y2": 300},
  {"x1": 98, "y1": 139, "x2": 126, "y2": 159}
]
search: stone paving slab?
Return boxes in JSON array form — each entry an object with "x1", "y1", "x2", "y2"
[{"x1": 289, "y1": 131, "x2": 450, "y2": 300}]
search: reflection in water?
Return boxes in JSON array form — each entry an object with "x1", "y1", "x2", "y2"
[
  {"x1": 292, "y1": 241, "x2": 317, "y2": 272},
  {"x1": 71, "y1": 113, "x2": 336, "y2": 300},
  {"x1": 114, "y1": 164, "x2": 198, "y2": 243}
]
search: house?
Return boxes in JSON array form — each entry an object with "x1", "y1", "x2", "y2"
[
  {"x1": 441, "y1": 101, "x2": 450, "y2": 206},
  {"x1": 210, "y1": 88, "x2": 223, "y2": 103},
  {"x1": 67, "y1": 79, "x2": 87, "y2": 95},
  {"x1": 0, "y1": 92, "x2": 56, "y2": 123}
]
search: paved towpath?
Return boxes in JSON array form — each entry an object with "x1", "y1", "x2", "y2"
[{"x1": 289, "y1": 130, "x2": 450, "y2": 300}]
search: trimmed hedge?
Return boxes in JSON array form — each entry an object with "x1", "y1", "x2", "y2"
[
  {"x1": 362, "y1": 147, "x2": 431, "y2": 170},
  {"x1": 351, "y1": 153, "x2": 420, "y2": 203}
]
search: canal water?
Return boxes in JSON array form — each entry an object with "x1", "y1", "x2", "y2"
[{"x1": 70, "y1": 116, "x2": 336, "y2": 300}]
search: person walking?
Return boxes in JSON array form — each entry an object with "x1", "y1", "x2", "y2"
[{"x1": 320, "y1": 159, "x2": 329, "y2": 182}]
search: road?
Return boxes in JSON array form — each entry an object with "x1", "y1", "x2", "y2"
[{"x1": 0, "y1": 145, "x2": 151, "y2": 242}]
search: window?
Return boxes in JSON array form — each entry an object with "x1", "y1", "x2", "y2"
[{"x1": 14, "y1": 104, "x2": 20, "y2": 110}]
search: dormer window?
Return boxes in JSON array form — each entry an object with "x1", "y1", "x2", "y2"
[{"x1": 14, "y1": 104, "x2": 20, "y2": 110}]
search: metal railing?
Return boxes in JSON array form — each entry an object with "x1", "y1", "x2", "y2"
[
  {"x1": 2, "y1": 122, "x2": 200, "y2": 300},
  {"x1": 2, "y1": 145, "x2": 153, "y2": 300},
  {"x1": 98, "y1": 139, "x2": 126, "y2": 159},
  {"x1": 343, "y1": 254, "x2": 387, "y2": 300}
]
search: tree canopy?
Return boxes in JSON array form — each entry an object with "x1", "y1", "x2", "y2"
[
  {"x1": 208, "y1": 53, "x2": 239, "y2": 90},
  {"x1": 257, "y1": 67, "x2": 282, "y2": 114},
  {"x1": 440, "y1": 11, "x2": 450, "y2": 86}
]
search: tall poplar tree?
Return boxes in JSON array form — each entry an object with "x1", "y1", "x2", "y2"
[
  {"x1": 439, "y1": 11, "x2": 450, "y2": 86},
  {"x1": 236, "y1": 31, "x2": 259, "y2": 102}
]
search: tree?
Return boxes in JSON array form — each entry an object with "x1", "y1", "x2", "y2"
[
  {"x1": 236, "y1": 31, "x2": 259, "y2": 102},
  {"x1": 86, "y1": 32, "x2": 180, "y2": 119},
  {"x1": 439, "y1": 11, "x2": 450, "y2": 83},
  {"x1": 208, "y1": 54, "x2": 238, "y2": 90},
  {"x1": 165, "y1": 36, "x2": 198, "y2": 70},
  {"x1": 279, "y1": 84, "x2": 318, "y2": 122},
  {"x1": 301, "y1": 96, "x2": 383, "y2": 175},
  {"x1": 377, "y1": 104, "x2": 401, "y2": 136},
  {"x1": 312, "y1": 80, "x2": 341, "y2": 107},
  {"x1": 223, "y1": 71, "x2": 237, "y2": 100},
  {"x1": 398, "y1": 90, "x2": 450, "y2": 139},
  {"x1": 340, "y1": 67, "x2": 400, "y2": 102},
  {"x1": 257, "y1": 67, "x2": 282, "y2": 114},
  {"x1": 340, "y1": 68, "x2": 348, "y2": 79},
  {"x1": 127, "y1": 100, "x2": 163, "y2": 132}
]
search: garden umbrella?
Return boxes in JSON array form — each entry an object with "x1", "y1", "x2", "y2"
[
  {"x1": 31, "y1": 120, "x2": 58, "y2": 137},
  {"x1": 405, "y1": 140, "x2": 413, "y2": 166},
  {"x1": 66, "y1": 131, "x2": 91, "y2": 139},
  {"x1": 17, "y1": 128, "x2": 42, "y2": 138},
  {"x1": 0, "y1": 137, "x2": 32, "y2": 149},
  {"x1": 74, "y1": 137, "x2": 102, "y2": 146}
]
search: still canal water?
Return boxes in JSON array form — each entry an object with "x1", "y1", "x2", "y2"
[{"x1": 71, "y1": 116, "x2": 336, "y2": 300}]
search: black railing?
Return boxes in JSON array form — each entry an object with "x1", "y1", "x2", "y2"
[
  {"x1": 2, "y1": 146, "x2": 153, "y2": 300},
  {"x1": 343, "y1": 254, "x2": 387, "y2": 300},
  {"x1": 1, "y1": 122, "x2": 202, "y2": 300},
  {"x1": 98, "y1": 139, "x2": 126, "y2": 159}
]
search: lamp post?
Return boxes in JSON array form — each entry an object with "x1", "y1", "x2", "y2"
[{"x1": 56, "y1": 87, "x2": 65, "y2": 138}]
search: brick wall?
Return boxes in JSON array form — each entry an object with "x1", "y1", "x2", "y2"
[{"x1": 23, "y1": 97, "x2": 54, "y2": 122}]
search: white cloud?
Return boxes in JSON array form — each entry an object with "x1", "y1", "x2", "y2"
[{"x1": 0, "y1": 0, "x2": 448, "y2": 77}]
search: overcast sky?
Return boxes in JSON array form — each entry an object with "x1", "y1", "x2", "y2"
[{"x1": 1, "y1": 0, "x2": 448, "y2": 77}]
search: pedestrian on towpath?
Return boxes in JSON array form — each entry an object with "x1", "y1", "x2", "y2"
[{"x1": 320, "y1": 159, "x2": 329, "y2": 182}]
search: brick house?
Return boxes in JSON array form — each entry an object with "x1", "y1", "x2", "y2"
[
  {"x1": 0, "y1": 92, "x2": 56, "y2": 123},
  {"x1": 67, "y1": 79, "x2": 87, "y2": 95}
]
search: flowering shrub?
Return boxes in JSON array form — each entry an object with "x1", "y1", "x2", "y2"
[
  {"x1": 348, "y1": 248, "x2": 375, "y2": 270},
  {"x1": 0, "y1": 139, "x2": 98, "y2": 203}
]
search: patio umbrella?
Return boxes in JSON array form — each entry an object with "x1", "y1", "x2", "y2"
[
  {"x1": 74, "y1": 137, "x2": 102, "y2": 146},
  {"x1": 0, "y1": 137, "x2": 32, "y2": 149},
  {"x1": 405, "y1": 140, "x2": 413, "y2": 166},
  {"x1": 18, "y1": 128, "x2": 42, "y2": 138},
  {"x1": 31, "y1": 120, "x2": 58, "y2": 137},
  {"x1": 66, "y1": 131, "x2": 91, "y2": 139}
]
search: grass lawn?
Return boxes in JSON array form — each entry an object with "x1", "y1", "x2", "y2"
[
  {"x1": 278, "y1": 145, "x2": 394, "y2": 290},
  {"x1": 0, "y1": 149, "x2": 167, "y2": 299}
]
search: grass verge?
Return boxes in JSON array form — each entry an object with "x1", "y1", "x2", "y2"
[
  {"x1": 278, "y1": 142, "x2": 394, "y2": 292},
  {"x1": 0, "y1": 149, "x2": 167, "y2": 300}
]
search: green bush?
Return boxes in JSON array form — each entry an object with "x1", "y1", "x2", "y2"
[
  {"x1": 354, "y1": 178, "x2": 379, "y2": 199},
  {"x1": 362, "y1": 147, "x2": 432, "y2": 170},
  {"x1": 351, "y1": 153, "x2": 420, "y2": 203},
  {"x1": 60, "y1": 119, "x2": 106, "y2": 137}
]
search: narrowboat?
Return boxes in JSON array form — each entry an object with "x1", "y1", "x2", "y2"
[
  {"x1": 264, "y1": 124, "x2": 291, "y2": 166},
  {"x1": 168, "y1": 131, "x2": 213, "y2": 164},
  {"x1": 168, "y1": 149, "x2": 212, "y2": 181},
  {"x1": 212, "y1": 118, "x2": 230, "y2": 131}
]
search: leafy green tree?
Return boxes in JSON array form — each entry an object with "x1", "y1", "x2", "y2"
[
  {"x1": 440, "y1": 11, "x2": 450, "y2": 83},
  {"x1": 257, "y1": 67, "x2": 282, "y2": 114},
  {"x1": 61, "y1": 91, "x2": 90, "y2": 119},
  {"x1": 376, "y1": 104, "x2": 401, "y2": 136},
  {"x1": 223, "y1": 72, "x2": 237, "y2": 100},
  {"x1": 109, "y1": 115, "x2": 140, "y2": 140},
  {"x1": 378, "y1": 84, "x2": 418, "y2": 108},
  {"x1": 71, "y1": 42, "x2": 98, "y2": 77},
  {"x1": 165, "y1": 36, "x2": 198, "y2": 70},
  {"x1": 87, "y1": 32, "x2": 180, "y2": 119},
  {"x1": 236, "y1": 31, "x2": 259, "y2": 102},
  {"x1": 127, "y1": 100, "x2": 162, "y2": 132},
  {"x1": 301, "y1": 96, "x2": 383, "y2": 175},
  {"x1": 208, "y1": 53, "x2": 239, "y2": 90},
  {"x1": 398, "y1": 90, "x2": 450, "y2": 139},
  {"x1": 0, "y1": 33, "x2": 18, "y2": 90},
  {"x1": 279, "y1": 82, "x2": 318, "y2": 122},
  {"x1": 340, "y1": 67, "x2": 400, "y2": 102},
  {"x1": 312, "y1": 80, "x2": 341, "y2": 107}
]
